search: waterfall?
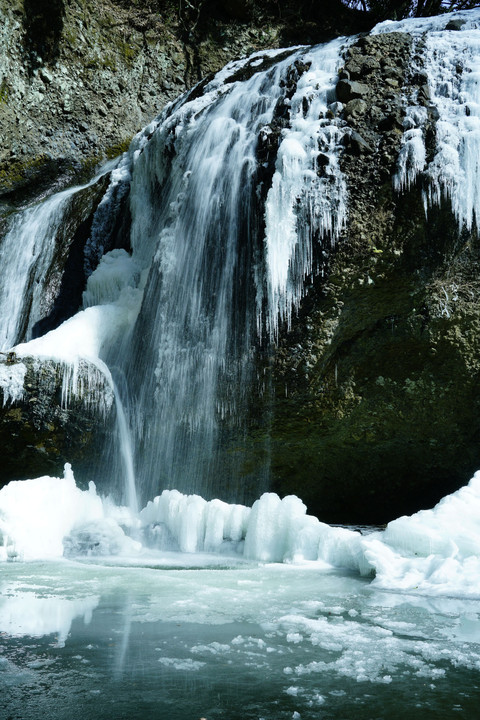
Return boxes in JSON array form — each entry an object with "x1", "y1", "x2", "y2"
[
  {"x1": 4, "y1": 41, "x2": 350, "y2": 507},
  {"x1": 5, "y1": 9, "x2": 480, "y2": 510},
  {"x1": 83, "y1": 42, "x2": 348, "y2": 505},
  {"x1": 0, "y1": 162, "x2": 117, "y2": 351}
]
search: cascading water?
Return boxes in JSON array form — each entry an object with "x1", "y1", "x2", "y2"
[
  {"x1": 63, "y1": 41, "x2": 349, "y2": 506},
  {"x1": 0, "y1": 184, "x2": 90, "y2": 351},
  {"x1": 2, "y1": 13, "x2": 480, "y2": 720}
]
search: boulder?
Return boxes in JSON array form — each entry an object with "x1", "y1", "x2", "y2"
[{"x1": 336, "y1": 79, "x2": 370, "y2": 103}]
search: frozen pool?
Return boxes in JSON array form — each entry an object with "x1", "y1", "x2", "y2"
[{"x1": 1, "y1": 558, "x2": 480, "y2": 720}]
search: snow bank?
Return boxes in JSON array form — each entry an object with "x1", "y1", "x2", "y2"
[
  {"x1": 0, "y1": 464, "x2": 139, "y2": 561},
  {"x1": 1, "y1": 465, "x2": 480, "y2": 598},
  {"x1": 364, "y1": 471, "x2": 480, "y2": 597},
  {"x1": 14, "y1": 254, "x2": 143, "y2": 366}
]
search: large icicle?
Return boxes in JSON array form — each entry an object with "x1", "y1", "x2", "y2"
[{"x1": 263, "y1": 38, "x2": 348, "y2": 337}]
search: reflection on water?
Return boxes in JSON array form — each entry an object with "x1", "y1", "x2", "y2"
[
  {"x1": 1, "y1": 559, "x2": 480, "y2": 719},
  {"x1": 0, "y1": 593, "x2": 99, "y2": 648}
]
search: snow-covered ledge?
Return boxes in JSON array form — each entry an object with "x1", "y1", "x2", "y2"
[{"x1": 0, "y1": 354, "x2": 115, "y2": 489}]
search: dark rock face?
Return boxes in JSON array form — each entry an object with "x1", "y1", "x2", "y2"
[
  {"x1": 31, "y1": 173, "x2": 112, "y2": 340},
  {"x1": 0, "y1": 356, "x2": 115, "y2": 488},
  {"x1": 269, "y1": 32, "x2": 480, "y2": 524},
  {"x1": 336, "y1": 79, "x2": 370, "y2": 103}
]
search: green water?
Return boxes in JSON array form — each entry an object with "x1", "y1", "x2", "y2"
[{"x1": 1, "y1": 560, "x2": 479, "y2": 719}]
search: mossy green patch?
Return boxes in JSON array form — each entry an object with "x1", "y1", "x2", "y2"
[
  {"x1": 0, "y1": 155, "x2": 49, "y2": 193},
  {"x1": 0, "y1": 78, "x2": 10, "y2": 104},
  {"x1": 105, "y1": 137, "x2": 133, "y2": 159}
]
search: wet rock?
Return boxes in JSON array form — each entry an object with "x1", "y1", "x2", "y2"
[
  {"x1": 446, "y1": 19, "x2": 465, "y2": 31},
  {"x1": 344, "y1": 130, "x2": 374, "y2": 154},
  {"x1": 39, "y1": 68, "x2": 54, "y2": 85},
  {"x1": 417, "y1": 83, "x2": 431, "y2": 106},
  {"x1": 378, "y1": 112, "x2": 403, "y2": 132},
  {"x1": 343, "y1": 98, "x2": 367, "y2": 120},
  {"x1": 336, "y1": 79, "x2": 369, "y2": 103}
]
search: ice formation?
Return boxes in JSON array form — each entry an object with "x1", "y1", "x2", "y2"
[
  {"x1": 0, "y1": 464, "x2": 139, "y2": 561},
  {"x1": 3, "y1": 11, "x2": 480, "y2": 510},
  {"x1": 375, "y1": 9, "x2": 480, "y2": 229},
  {"x1": 0, "y1": 10, "x2": 479, "y2": 606},
  {"x1": 0, "y1": 160, "x2": 117, "y2": 352},
  {"x1": 263, "y1": 36, "x2": 348, "y2": 335},
  {"x1": 0, "y1": 360, "x2": 26, "y2": 405},
  {"x1": 1, "y1": 465, "x2": 479, "y2": 598},
  {"x1": 4, "y1": 38, "x2": 350, "y2": 506}
]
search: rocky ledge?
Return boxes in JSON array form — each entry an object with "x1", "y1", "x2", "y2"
[{"x1": 0, "y1": 355, "x2": 116, "y2": 486}]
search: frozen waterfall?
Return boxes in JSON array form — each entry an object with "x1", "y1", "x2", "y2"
[
  {"x1": 375, "y1": 9, "x2": 480, "y2": 229},
  {"x1": 11, "y1": 41, "x2": 349, "y2": 506},
  {"x1": 2, "y1": 13, "x2": 480, "y2": 719}
]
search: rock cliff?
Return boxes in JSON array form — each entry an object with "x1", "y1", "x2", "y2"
[
  {"x1": 269, "y1": 25, "x2": 480, "y2": 523},
  {"x1": 0, "y1": 0, "x2": 287, "y2": 208}
]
